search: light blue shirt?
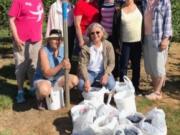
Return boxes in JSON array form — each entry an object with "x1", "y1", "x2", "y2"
[{"x1": 33, "y1": 44, "x2": 64, "y2": 83}]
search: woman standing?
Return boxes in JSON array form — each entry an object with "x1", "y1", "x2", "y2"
[
  {"x1": 78, "y1": 23, "x2": 116, "y2": 92},
  {"x1": 142, "y1": 0, "x2": 172, "y2": 100},
  {"x1": 8, "y1": 0, "x2": 44, "y2": 103},
  {"x1": 74, "y1": 0, "x2": 100, "y2": 48},
  {"x1": 46, "y1": 0, "x2": 75, "y2": 60},
  {"x1": 112, "y1": 0, "x2": 143, "y2": 94}
]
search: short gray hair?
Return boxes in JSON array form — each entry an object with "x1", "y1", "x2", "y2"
[{"x1": 86, "y1": 23, "x2": 108, "y2": 41}]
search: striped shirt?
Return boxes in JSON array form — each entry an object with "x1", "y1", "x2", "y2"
[
  {"x1": 142, "y1": 0, "x2": 172, "y2": 47},
  {"x1": 100, "y1": 3, "x2": 115, "y2": 36}
]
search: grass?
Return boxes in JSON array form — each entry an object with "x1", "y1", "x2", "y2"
[
  {"x1": 0, "y1": 95, "x2": 12, "y2": 111},
  {"x1": 0, "y1": 129, "x2": 12, "y2": 135},
  {"x1": 136, "y1": 97, "x2": 180, "y2": 135}
]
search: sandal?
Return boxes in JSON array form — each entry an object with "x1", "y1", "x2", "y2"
[
  {"x1": 155, "y1": 92, "x2": 162, "y2": 100},
  {"x1": 145, "y1": 92, "x2": 162, "y2": 100}
]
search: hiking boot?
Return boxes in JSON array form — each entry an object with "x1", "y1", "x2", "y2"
[{"x1": 16, "y1": 92, "x2": 25, "y2": 103}]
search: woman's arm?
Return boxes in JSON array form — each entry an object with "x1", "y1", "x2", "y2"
[
  {"x1": 9, "y1": 17, "x2": 25, "y2": 50},
  {"x1": 74, "y1": 15, "x2": 85, "y2": 47},
  {"x1": 104, "y1": 43, "x2": 115, "y2": 76},
  {"x1": 46, "y1": 5, "x2": 54, "y2": 38},
  {"x1": 78, "y1": 46, "x2": 89, "y2": 81},
  {"x1": 160, "y1": 0, "x2": 172, "y2": 51}
]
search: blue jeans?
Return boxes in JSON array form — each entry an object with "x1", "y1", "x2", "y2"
[{"x1": 78, "y1": 71, "x2": 116, "y2": 91}]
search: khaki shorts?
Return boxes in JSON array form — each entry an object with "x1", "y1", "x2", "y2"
[
  {"x1": 13, "y1": 41, "x2": 42, "y2": 88},
  {"x1": 143, "y1": 36, "x2": 168, "y2": 77}
]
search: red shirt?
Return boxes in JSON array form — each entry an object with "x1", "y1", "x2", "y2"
[{"x1": 74, "y1": 0, "x2": 100, "y2": 34}]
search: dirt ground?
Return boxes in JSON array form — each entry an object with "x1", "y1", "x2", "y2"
[{"x1": 0, "y1": 43, "x2": 179, "y2": 135}]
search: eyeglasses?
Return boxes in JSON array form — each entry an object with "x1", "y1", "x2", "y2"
[{"x1": 90, "y1": 31, "x2": 100, "y2": 35}]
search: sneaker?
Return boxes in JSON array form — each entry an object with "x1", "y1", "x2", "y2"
[
  {"x1": 16, "y1": 92, "x2": 25, "y2": 103},
  {"x1": 29, "y1": 88, "x2": 36, "y2": 97}
]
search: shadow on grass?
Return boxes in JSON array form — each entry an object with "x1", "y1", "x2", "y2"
[
  {"x1": 0, "y1": 65, "x2": 16, "y2": 100},
  {"x1": 12, "y1": 97, "x2": 37, "y2": 112},
  {"x1": 0, "y1": 64, "x2": 16, "y2": 80},
  {"x1": 70, "y1": 89, "x2": 83, "y2": 105},
  {"x1": 0, "y1": 41, "x2": 13, "y2": 58},
  {"x1": 164, "y1": 75, "x2": 180, "y2": 100},
  {"x1": 0, "y1": 64, "x2": 38, "y2": 112},
  {"x1": 53, "y1": 115, "x2": 73, "y2": 135}
]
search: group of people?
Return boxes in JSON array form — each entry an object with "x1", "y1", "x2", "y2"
[{"x1": 8, "y1": 0, "x2": 172, "y2": 109}]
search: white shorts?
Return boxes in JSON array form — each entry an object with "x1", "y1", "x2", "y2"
[{"x1": 143, "y1": 36, "x2": 168, "y2": 77}]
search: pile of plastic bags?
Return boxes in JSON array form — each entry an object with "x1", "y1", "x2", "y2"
[{"x1": 71, "y1": 76, "x2": 167, "y2": 135}]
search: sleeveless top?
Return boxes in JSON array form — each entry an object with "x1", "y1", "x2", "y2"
[{"x1": 33, "y1": 44, "x2": 64, "y2": 83}]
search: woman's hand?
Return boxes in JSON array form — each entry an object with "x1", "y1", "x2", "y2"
[
  {"x1": 62, "y1": 59, "x2": 71, "y2": 70},
  {"x1": 115, "y1": 48, "x2": 121, "y2": 55},
  {"x1": 15, "y1": 38, "x2": 25, "y2": 51},
  {"x1": 79, "y1": 39, "x2": 85, "y2": 48},
  {"x1": 159, "y1": 38, "x2": 169, "y2": 51},
  {"x1": 84, "y1": 80, "x2": 91, "y2": 92},
  {"x1": 100, "y1": 74, "x2": 109, "y2": 85}
]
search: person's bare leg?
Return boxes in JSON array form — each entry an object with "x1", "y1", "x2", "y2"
[
  {"x1": 57, "y1": 75, "x2": 79, "y2": 89},
  {"x1": 146, "y1": 76, "x2": 165, "y2": 100},
  {"x1": 35, "y1": 80, "x2": 52, "y2": 100},
  {"x1": 153, "y1": 76, "x2": 165, "y2": 94}
]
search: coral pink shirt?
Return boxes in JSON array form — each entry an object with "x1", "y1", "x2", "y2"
[
  {"x1": 74, "y1": 0, "x2": 100, "y2": 34},
  {"x1": 8, "y1": 0, "x2": 44, "y2": 42}
]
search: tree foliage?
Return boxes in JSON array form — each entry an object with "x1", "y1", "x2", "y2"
[{"x1": 171, "y1": 0, "x2": 180, "y2": 41}]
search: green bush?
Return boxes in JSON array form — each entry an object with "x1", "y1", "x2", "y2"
[
  {"x1": 0, "y1": 0, "x2": 179, "y2": 41},
  {"x1": 171, "y1": 0, "x2": 180, "y2": 42},
  {"x1": 0, "y1": 0, "x2": 11, "y2": 26}
]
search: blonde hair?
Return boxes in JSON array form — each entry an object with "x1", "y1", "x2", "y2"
[{"x1": 86, "y1": 23, "x2": 108, "y2": 41}]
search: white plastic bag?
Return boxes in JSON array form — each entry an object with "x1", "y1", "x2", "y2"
[
  {"x1": 139, "y1": 108, "x2": 167, "y2": 135},
  {"x1": 90, "y1": 115, "x2": 119, "y2": 135},
  {"x1": 71, "y1": 103, "x2": 96, "y2": 135},
  {"x1": 114, "y1": 76, "x2": 135, "y2": 93},
  {"x1": 127, "y1": 112, "x2": 144, "y2": 126},
  {"x1": 96, "y1": 93, "x2": 119, "y2": 118},
  {"x1": 113, "y1": 125, "x2": 143, "y2": 135},
  {"x1": 97, "y1": 104, "x2": 119, "y2": 118},
  {"x1": 114, "y1": 90, "x2": 136, "y2": 117},
  {"x1": 82, "y1": 87, "x2": 109, "y2": 108}
]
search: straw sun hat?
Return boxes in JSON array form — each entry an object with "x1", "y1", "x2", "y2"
[{"x1": 46, "y1": 29, "x2": 63, "y2": 40}]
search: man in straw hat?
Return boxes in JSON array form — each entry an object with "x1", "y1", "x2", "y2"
[{"x1": 33, "y1": 29, "x2": 79, "y2": 110}]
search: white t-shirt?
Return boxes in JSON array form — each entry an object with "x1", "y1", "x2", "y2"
[
  {"x1": 121, "y1": 8, "x2": 142, "y2": 42},
  {"x1": 88, "y1": 43, "x2": 104, "y2": 73}
]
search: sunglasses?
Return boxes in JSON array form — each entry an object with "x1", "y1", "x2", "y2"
[{"x1": 90, "y1": 31, "x2": 100, "y2": 35}]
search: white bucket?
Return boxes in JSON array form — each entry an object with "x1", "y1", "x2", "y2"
[
  {"x1": 46, "y1": 87, "x2": 64, "y2": 110},
  {"x1": 114, "y1": 91, "x2": 136, "y2": 116}
]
